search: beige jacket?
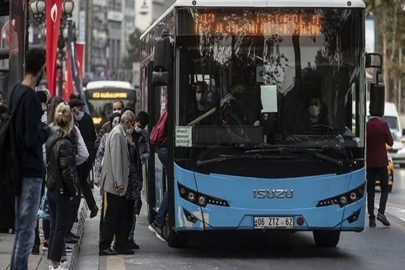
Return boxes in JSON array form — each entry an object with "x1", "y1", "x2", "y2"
[{"x1": 100, "y1": 125, "x2": 129, "y2": 196}]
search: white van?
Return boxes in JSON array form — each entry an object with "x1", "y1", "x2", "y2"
[{"x1": 366, "y1": 101, "x2": 405, "y2": 166}]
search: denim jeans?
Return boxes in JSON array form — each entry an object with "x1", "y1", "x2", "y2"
[
  {"x1": 154, "y1": 148, "x2": 168, "y2": 228},
  {"x1": 10, "y1": 177, "x2": 43, "y2": 270}
]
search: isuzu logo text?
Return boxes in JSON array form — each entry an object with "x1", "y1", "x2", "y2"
[{"x1": 253, "y1": 189, "x2": 294, "y2": 199}]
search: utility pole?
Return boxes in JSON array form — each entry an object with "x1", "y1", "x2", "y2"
[{"x1": 399, "y1": 48, "x2": 402, "y2": 113}]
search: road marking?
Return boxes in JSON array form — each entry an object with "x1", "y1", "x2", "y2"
[{"x1": 107, "y1": 256, "x2": 126, "y2": 270}]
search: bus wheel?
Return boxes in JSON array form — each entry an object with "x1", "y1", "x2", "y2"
[
  {"x1": 313, "y1": 230, "x2": 340, "y2": 247},
  {"x1": 167, "y1": 228, "x2": 189, "y2": 248}
]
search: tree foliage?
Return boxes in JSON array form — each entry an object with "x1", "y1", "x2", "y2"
[
  {"x1": 365, "y1": 0, "x2": 405, "y2": 110},
  {"x1": 123, "y1": 28, "x2": 143, "y2": 69}
]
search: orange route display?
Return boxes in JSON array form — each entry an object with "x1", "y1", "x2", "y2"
[{"x1": 193, "y1": 13, "x2": 322, "y2": 36}]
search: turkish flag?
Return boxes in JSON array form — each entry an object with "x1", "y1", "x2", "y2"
[
  {"x1": 63, "y1": 55, "x2": 74, "y2": 101},
  {"x1": 46, "y1": 0, "x2": 63, "y2": 97}
]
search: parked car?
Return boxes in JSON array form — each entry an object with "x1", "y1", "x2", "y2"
[{"x1": 388, "y1": 131, "x2": 405, "y2": 167}]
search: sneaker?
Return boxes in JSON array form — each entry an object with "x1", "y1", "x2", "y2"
[
  {"x1": 66, "y1": 235, "x2": 78, "y2": 244},
  {"x1": 90, "y1": 205, "x2": 99, "y2": 219},
  {"x1": 67, "y1": 232, "x2": 79, "y2": 239},
  {"x1": 65, "y1": 245, "x2": 73, "y2": 253},
  {"x1": 148, "y1": 223, "x2": 166, "y2": 242},
  {"x1": 369, "y1": 218, "x2": 376, "y2": 227},
  {"x1": 116, "y1": 247, "x2": 135, "y2": 255},
  {"x1": 61, "y1": 255, "x2": 67, "y2": 262},
  {"x1": 31, "y1": 245, "x2": 40, "y2": 255},
  {"x1": 377, "y1": 212, "x2": 391, "y2": 226},
  {"x1": 99, "y1": 248, "x2": 118, "y2": 256},
  {"x1": 43, "y1": 242, "x2": 49, "y2": 251}
]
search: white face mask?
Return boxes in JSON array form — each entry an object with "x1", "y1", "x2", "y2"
[
  {"x1": 135, "y1": 126, "x2": 142, "y2": 133},
  {"x1": 309, "y1": 105, "x2": 320, "y2": 117},
  {"x1": 75, "y1": 111, "x2": 84, "y2": 121},
  {"x1": 126, "y1": 126, "x2": 135, "y2": 134},
  {"x1": 196, "y1": 93, "x2": 202, "y2": 102}
]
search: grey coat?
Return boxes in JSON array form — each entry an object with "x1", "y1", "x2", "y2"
[{"x1": 100, "y1": 125, "x2": 129, "y2": 196}]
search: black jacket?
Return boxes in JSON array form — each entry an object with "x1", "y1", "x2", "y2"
[
  {"x1": 10, "y1": 84, "x2": 50, "y2": 178},
  {"x1": 77, "y1": 112, "x2": 97, "y2": 158},
  {"x1": 46, "y1": 130, "x2": 77, "y2": 197}
]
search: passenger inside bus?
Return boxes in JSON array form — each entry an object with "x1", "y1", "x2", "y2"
[{"x1": 300, "y1": 91, "x2": 331, "y2": 131}]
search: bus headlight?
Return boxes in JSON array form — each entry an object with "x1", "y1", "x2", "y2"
[
  {"x1": 317, "y1": 183, "x2": 365, "y2": 208},
  {"x1": 178, "y1": 183, "x2": 230, "y2": 208},
  {"x1": 198, "y1": 196, "x2": 206, "y2": 206}
]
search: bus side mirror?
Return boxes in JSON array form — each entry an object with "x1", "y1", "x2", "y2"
[
  {"x1": 152, "y1": 71, "x2": 169, "y2": 86},
  {"x1": 365, "y1": 53, "x2": 382, "y2": 69},
  {"x1": 152, "y1": 33, "x2": 171, "y2": 86},
  {"x1": 369, "y1": 83, "x2": 385, "y2": 117}
]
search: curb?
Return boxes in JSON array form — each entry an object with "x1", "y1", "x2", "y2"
[{"x1": 67, "y1": 200, "x2": 88, "y2": 270}]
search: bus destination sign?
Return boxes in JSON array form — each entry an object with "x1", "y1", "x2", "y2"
[
  {"x1": 92, "y1": 91, "x2": 128, "y2": 99},
  {"x1": 194, "y1": 13, "x2": 322, "y2": 36}
]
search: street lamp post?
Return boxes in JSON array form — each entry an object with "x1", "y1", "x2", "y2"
[{"x1": 29, "y1": 0, "x2": 75, "y2": 95}]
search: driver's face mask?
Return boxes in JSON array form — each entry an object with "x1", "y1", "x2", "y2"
[{"x1": 309, "y1": 105, "x2": 320, "y2": 117}]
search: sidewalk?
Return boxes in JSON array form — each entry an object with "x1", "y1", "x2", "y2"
[{"x1": 0, "y1": 199, "x2": 88, "y2": 270}]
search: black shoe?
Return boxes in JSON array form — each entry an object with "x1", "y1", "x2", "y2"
[
  {"x1": 369, "y1": 218, "x2": 376, "y2": 227},
  {"x1": 99, "y1": 248, "x2": 118, "y2": 256},
  {"x1": 377, "y1": 212, "x2": 391, "y2": 226},
  {"x1": 66, "y1": 235, "x2": 78, "y2": 244},
  {"x1": 127, "y1": 241, "x2": 140, "y2": 250},
  {"x1": 31, "y1": 245, "x2": 40, "y2": 255},
  {"x1": 90, "y1": 205, "x2": 99, "y2": 219},
  {"x1": 116, "y1": 247, "x2": 135, "y2": 255},
  {"x1": 67, "y1": 232, "x2": 80, "y2": 240}
]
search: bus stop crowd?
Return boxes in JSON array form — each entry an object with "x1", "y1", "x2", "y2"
[{"x1": 0, "y1": 48, "x2": 168, "y2": 270}]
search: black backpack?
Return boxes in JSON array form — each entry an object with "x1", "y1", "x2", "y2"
[{"x1": 0, "y1": 87, "x2": 29, "y2": 195}]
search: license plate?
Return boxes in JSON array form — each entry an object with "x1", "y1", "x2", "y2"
[{"x1": 254, "y1": 217, "x2": 294, "y2": 229}]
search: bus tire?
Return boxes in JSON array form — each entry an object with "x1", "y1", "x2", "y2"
[
  {"x1": 167, "y1": 228, "x2": 189, "y2": 248},
  {"x1": 313, "y1": 230, "x2": 340, "y2": 247}
]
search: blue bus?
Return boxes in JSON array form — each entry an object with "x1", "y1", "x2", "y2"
[{"x1": 140, "y1": 0, "x2": 385, "y2": 247}]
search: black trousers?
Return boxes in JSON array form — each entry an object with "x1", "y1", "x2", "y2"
[
  {"x1": 47, "y1": 189, "x2": 71, "y2": 262},
  {"x1": 78, "y1": 154, "x2": 96, "y2": 210},
  {"x1": 367, "y1": 166, "x2": 389, "y2": 219},
  {"x1": 126, "y1": 200, "x2": 135, "y2": 242},
  {"x1": 99, "y1": 192, "x2": 127, "y2": 251}
]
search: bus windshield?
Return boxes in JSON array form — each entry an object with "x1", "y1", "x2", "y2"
[
  {"x1": 84, "y1": 87, "x2": 136, "y2": 128},
  {"x1": 176, "y1": 8, "x2": 364, "y2": 149}
]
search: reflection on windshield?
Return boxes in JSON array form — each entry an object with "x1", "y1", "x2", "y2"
[{"x1": 177, "y1": 8, "x2": 364, "y2": 148}]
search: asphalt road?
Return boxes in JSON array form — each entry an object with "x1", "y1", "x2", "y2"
[
  {"x1": 77, "y1": 176, "x2": 405, "y2": 270},
  {"x1": 385, "y1": 167, "x2": 405, "y2": 206}
]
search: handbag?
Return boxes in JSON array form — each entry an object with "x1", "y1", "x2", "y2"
[{"x1": 37, "y1": 187, "x2": 51, "y2": 221}]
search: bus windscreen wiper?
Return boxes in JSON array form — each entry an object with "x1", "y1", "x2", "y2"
[
  {"x1": 245, "y1": 147, "x2": 344, "y2": 167},
  {"x1": 196, "y1": 153, "x2": 296, "y2": 167}
]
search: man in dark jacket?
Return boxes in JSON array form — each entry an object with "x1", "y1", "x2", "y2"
[
  {"x1": 9, "y1": 48, "x2": 51, "y2": 269},
  {"x1": 366, "y1": 109, "x2": 394, "y2": 227},
  {"x1": 68, "y1": 98, "x2": 99, "y2": 222}
]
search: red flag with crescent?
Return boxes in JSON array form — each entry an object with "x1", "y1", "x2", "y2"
[{"x1": 46, "y1": 0, "x2": 63, "y2": 96}]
